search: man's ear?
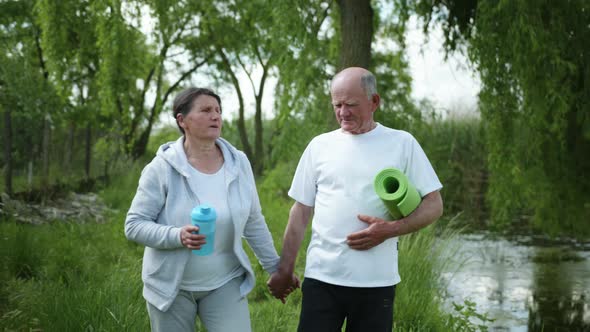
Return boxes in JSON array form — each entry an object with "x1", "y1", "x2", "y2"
[{"x1": 371, "y1": 93, "x2": 381, "y2": 112}]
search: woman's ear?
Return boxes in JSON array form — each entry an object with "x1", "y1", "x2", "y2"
[{"x1": 176, "y1": 113, "x2": 185, "y2": 129}]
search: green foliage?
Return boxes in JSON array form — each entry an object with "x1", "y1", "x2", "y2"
[
  {"x1": 373, "y1": 1, "x2": 421, "y2": 130},
  {"x1": 36, "y1": 0, "x2": 100, "y2": 94},
  {"x1": 373, "y1": 49, "x2": 422, "y2": 130},
  {"x1": 2, "y1": 0, "x2": 424, "y2": 198},
  {"x1": 411, "y1": 0, "x2": 590, "y2": 236},
  {"x1": 99, "y1": 161, "x2": 144, "y2": 210},
  {"x1": 394, "y1": 223, "x2": 462, "y2": 330},
  {"x1": 410, "y1": 0, "x2": 477, "y2": 54},
  {"x1": 416, "y1": 114, "x2": 488, "y2": 223},
  {"x1": 0, "y1": 222, "x2": 43, "y2": 281},
  {"x1": 0, "y1": 0, "x2": 65, "y2": 193},
  {"x1": 147, "y1": 126, "x2": 180, "y2": 155},
  {"x1": 475, "y1": 1, "x2": 590, "y2": 236},
  {"x1": 447, "y1": 300, "x2": 494, "y2": 332},
  {"x1": 192, "y1": 0, "x2": 341, "y2": 174},
  {"x1": 0, "y1": 214, "x2": 148, "y2": 331},
  {"x1": 94, "y1": 1, "x2": 150, "y2": 126},
  {"x1": 0, "y1": 48, "x2": 61, "y2": 125}
]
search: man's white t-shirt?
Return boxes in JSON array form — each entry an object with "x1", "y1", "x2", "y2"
[{"x1": 288, "y1": 123, "x2": 442, "y2": 287}]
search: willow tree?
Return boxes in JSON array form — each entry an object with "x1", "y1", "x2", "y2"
[
  {"x1": 412, "y1": 0, "x2": 590, "y2": 235},
  {"x1": 92, "y1": 0, "x2": 160, "y2": 161},
  {"x1": 269, "y1": 0, "x2": 335, "y2": 167},
  {"x1": 36, "y1": 0, "x2": 102, "y2": 179},
  {"x1": 124, "y1": 0, "x2": 210, "y2": 159},
  {"x1": 37, "y1": 0, "x2": 212, "y2": 163},
  {"x1": 0, "y1": 0, "x2": 62, "y2": 193},
  {"x1": 194, "y1": 0, "x2": 262, "y2": 174}
]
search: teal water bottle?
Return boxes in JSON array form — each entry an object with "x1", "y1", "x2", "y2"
[{"x1": 190, "y1": 204, "x2": 216, "y2": 256}]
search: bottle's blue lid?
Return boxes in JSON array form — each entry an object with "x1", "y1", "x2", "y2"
[{"x1": 191, "y1": 204, "x2": 217, "y2": 222}]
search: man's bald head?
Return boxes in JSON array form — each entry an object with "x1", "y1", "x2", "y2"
[{"x1": 331, "y1": 67, "x2": 378, "y2": 100}]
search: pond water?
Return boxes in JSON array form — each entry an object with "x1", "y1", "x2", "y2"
[{"x1": 442, "y1": 233, "x2": 590, "y2": 331}]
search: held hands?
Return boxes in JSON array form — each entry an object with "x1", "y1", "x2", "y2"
[
  {"x1": 180, "y1": 225, "x2": 207, "y2": 249},
  {"x1": 267, "y1": 271, "x2": 300, "y2": 304},
  {"x1": 346, "y1": 214, "x2": 394, "y2": 250}
]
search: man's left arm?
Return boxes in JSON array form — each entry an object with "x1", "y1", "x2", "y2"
[{"x1": 346, "y1": 190, "x2": 443, "y2": 251}]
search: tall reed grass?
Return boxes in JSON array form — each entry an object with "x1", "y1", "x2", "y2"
[{"x1": 414, "y1": 116, "x2": 487, "y2": 225}]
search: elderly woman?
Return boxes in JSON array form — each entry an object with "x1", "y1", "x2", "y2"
[{"x1": 125, "y1": 87, "x2": 286, "y2": 332}]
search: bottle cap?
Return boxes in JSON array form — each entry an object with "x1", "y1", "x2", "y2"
[{"x1": 191, "y1": 204, "x2": 216, "y2": 222}]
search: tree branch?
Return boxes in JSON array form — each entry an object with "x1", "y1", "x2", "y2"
[
  {"x1": 161, "y1": 57, "x2": 208, "y2": 108},
  {"x1": 236, "y1": 55, "x2": 257, "y2": 97}
]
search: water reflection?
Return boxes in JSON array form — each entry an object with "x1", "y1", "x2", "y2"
[
  {"x1": 442, "y1": 233, "x2": 590, "y2": 331},
  {"x1": 528, "y1": 247, "x2": 590, "y2": 331}
]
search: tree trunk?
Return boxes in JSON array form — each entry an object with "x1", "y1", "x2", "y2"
[
  {"x1": 64, "y1": 122, "x2": 75, "y2": 173},
  {"x1": 35, "y1": 25, "x2": 51, "y2": 190},
  {"x1": 27, "y1": 135, "x2": 35, "y2": 188},
  {"x1": 3, "y1": 109, "x2": 13, "y2": 196},
  {"x1": 254, "y1": 98, "x2": 263, "y2": 176},
  {"x1": 41, "y1": 116, "x2": 51, "y2": 188},
  {"x1": 85, "y1": 124, "x2": 92, "y2": 179},
  {"x1": 28, "y1": 161, "x2": 33, "y2": 188},
  {"x1": 132, "y1": 128, "x2": 150, "y2": 160},
  {"x1": 253, "y1": 65, "x2": 269, "y2": 176},
  {"x1": 337, "y1": 0, "x2": 373, "y2": 70},
  {"x1": 217, "y1": 48, "x2": 253, "y2": 162},
  {"x1": 132, "y1": 101, "x2": 157, "y2": 159}
]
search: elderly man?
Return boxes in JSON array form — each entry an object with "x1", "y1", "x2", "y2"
[{"x1": 268, "y1": 67, "x2": 443, "y2": 331}]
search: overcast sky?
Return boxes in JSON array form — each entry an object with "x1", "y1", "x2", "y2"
[{"x1": 405, "y1": 16, "x2": 481, "y2": 116}]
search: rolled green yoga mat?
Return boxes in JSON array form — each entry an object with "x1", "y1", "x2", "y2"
[{"x1": 374, "y1": 168, "x2": 421, "y2": 220}]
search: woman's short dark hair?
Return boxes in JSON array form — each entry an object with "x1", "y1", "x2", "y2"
[{"x1": 172, "y1": 87, "x2": 222, "y2": 134}]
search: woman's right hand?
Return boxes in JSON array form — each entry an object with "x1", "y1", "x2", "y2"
[{"x1": 180, "y1": 225, "x2": 206, "y2": 249}]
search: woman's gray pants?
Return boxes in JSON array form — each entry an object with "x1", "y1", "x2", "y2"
[{"x1": 146, "y1": 276, "x2": 251, "y2": 332}]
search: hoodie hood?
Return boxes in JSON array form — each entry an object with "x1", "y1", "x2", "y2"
[{"x1": 156, "y1": 136, "x2": 240, "y2": 178}]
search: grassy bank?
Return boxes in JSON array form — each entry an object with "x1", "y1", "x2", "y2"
[
  {"x1": 0, "y1": 116, "x2": 492, "y2": 331},
  {"x1": 0, "y1": 161, "x2": 481, "y2": 331}
]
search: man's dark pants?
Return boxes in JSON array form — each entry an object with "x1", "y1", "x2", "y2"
[{"x1": 297, "y1": 278, "x2": 396, "y2": 332}]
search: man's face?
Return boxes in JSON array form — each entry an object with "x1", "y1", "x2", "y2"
[{"x1": 330, "y1": 77, "x2": 379, "y2": 135}]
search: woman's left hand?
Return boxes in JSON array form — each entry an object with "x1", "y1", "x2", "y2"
[
  {"x1": 180, "y1": 225, "x2": 206, "y2": 249},
  {"x1": 267, "y1": 271, "x2": 300, "y2": 303}
]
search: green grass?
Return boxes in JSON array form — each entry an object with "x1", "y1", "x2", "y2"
[
  {"x1": 0, "y1": 212, "x2": 148, "y2": 331},
  {"x1": 0, "y1": 160, "x2": 484, "y2": 332}
]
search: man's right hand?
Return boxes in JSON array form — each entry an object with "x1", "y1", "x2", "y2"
[{"x1": 267, "y1": 271, "x2": 300, "y2": 303}]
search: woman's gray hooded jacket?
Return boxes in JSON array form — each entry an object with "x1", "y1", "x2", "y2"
[{"x1": 125, "y1": 136, "x2": 279, "y2": 311}]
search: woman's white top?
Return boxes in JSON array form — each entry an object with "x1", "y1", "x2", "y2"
[{"x1": 180, "y1": 163, "x2": 245, "y2": 291}]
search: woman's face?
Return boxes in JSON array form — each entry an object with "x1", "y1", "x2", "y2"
[{"x1": 178, "y1": 95, "x2": 222, "y2": 141}]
